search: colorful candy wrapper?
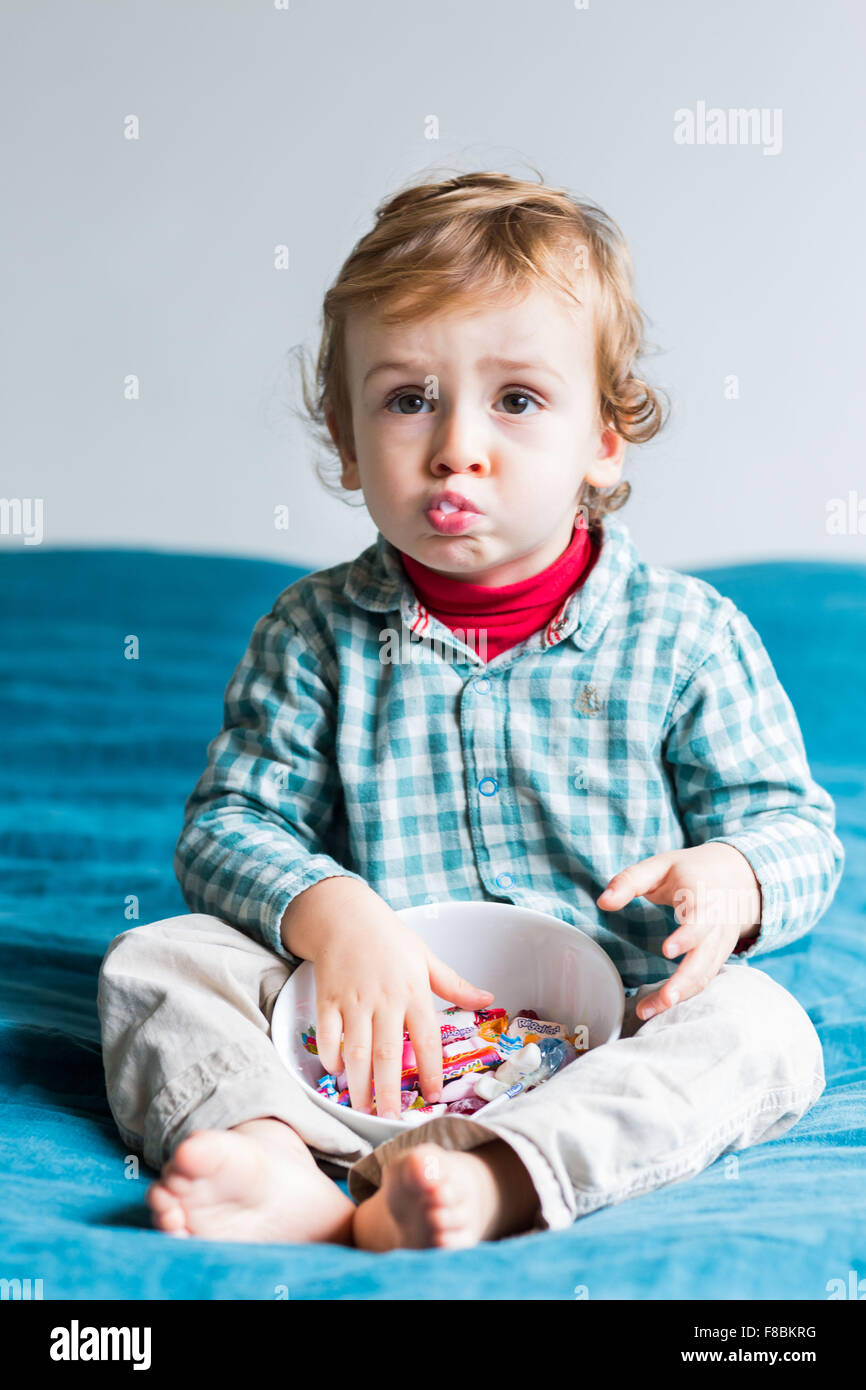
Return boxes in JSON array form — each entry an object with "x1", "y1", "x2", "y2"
[
  {"x1": 304, "y1": 1005, "x2": 583, "y2": 1122},
  {"x1": 499, "y1": 1013, "x2": 571, "y2": 1051},
  {"x1": 436, "y1": 1008, "x2": 478, "y2": 1044},
  {"x1": 401, "y1": 1102, "x2": 447, "y2": 1125},
  {"x1": 440, "y1": 1072, "x2": 484, "y2": 1102},
  {"x1": 477, "y1": 1014, "x2": 509, "y2": 1044},
  {"x1": 445, "y1": 1095, "x2": 488, "y2": 1116}
]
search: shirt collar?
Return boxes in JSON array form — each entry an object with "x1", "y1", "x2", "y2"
[{"x1": 343, "y1": 513, "x2": 639, "y2": 654}]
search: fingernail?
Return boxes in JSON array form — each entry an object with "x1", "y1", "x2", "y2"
[
  {"x1": 641, "y1": 1005, "x2": 656, "y2": 1019},
  {"x1": 382, "y1": 1110, "x2": 398, "y2": 1120},
  {"x1": 426, "y1": 1091, "x2": 442, "y2": 1104}
]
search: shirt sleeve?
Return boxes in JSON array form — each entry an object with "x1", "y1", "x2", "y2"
[
  {"x1": 661, "y1": 606, "x2": 845, "y2": 960},
  {"x1": 173, "y1": 606, "x2": 367, "y2": 964}
]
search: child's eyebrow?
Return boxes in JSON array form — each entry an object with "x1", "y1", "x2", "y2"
[
  {"x1": 363, "y1": 356, "x2": 567, "y2": 387},
  {"x1": 476, "y1": 355, "x2": 567, "y2": 384}
]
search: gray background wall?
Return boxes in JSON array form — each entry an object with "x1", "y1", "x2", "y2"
[{"x1": 2, "y1": 0, "x2": 864, "y2": 571}]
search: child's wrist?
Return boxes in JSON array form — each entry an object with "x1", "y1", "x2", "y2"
[{"x1": 280, "y1": 874, "x2": 375, "y2": 959}]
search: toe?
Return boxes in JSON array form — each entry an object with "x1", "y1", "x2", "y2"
[
  {"x1": 147, "y1": 1181, "x2": 177, "y2": 1213},
  {"x1": 147, "y1": 1187, "x2": 189, "y2": 1236},
  {"x1": 161, "y1": 1167, "x2": 195, "y2": 1197},
  {"x1": 154, "y1": 1204, "x2": 188, "y2": 1234},
  {"x1": 407, "y1": 1143, "x2": 445, "y2": 1192},
  {"x1": 170, "y1": 1131, "x2": 223, "y2": 1180}
]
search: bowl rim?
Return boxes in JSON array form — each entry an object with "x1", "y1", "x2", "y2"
[{"x1": 271, "y1": 899, "x2": 626, "y2": 1131}]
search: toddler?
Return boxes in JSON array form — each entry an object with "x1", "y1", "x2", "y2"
[{"x1": 98, "y1": 170, "x2": 844, "y2": 1250}]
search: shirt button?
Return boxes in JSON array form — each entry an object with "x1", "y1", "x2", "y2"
[
  {"x1": 474, "y1": 677, "x2": 492, "y2": 693},
  {"x1": 478, "y1": 777, "x2": 498, "y2": 796},
  {"x1": 495, "y1": 872, "x2": 514, "y2": 889}
]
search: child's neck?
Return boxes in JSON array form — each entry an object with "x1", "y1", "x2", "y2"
[{"x1": 399, "y1": 523, "x2": 601, "y2": 661}]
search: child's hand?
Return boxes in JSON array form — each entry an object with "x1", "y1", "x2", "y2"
[
  {"x1": 597, "y1": 843, "x2": 762, "y2": 1022},
  {"x1": 307, "y1": 891, "x2": 495, "y2": 1119}
]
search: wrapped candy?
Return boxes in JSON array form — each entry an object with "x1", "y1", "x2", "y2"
[{"x1": 304, "y1": 1005, "x2": 585, "y2": 1124}]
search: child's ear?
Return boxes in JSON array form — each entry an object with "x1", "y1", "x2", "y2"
[
  {"x1": 325, "y1": 406, "x2": 361, "y2": 491},
  {"x1": 584, "y1": 422, "x2": 627, "y2": 490}
]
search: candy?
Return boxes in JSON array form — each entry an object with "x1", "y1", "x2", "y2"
[
  {"x1": 509, "y1": 1013, "x2": 571, "y2": 1043},
  {"x1": 493, "y1": 1043, "x2": 542, "y2": 1086},
  {"x1": 440, "y1": 1072, "x2": 483, "y2": 1102},
  {"x1": 304, "y1": 1005, "x2": 587, "y2": 1124},
  {"x1": 477, "y1": 1014, "x2": 509, "y2": 1044},
  {"x1": 474, "y1": 1072, "x2": 509, "y2": 1101},
  {"x1": 401, "y1": 1102, "x2": 447, "y2": 1124},
  {"x1": 443, "y1": 1033, "x2": 487, "y2": 1060},
  {"x1": 441, "y1": 1045, "x2": 500, "y2": 1081},
  {"x1": 436, "y1": 1008, "x2": 478, "y2": 1044},
  {"x1": 489, "y1": 1037, "x2": 579, "y2": 1105},
  {"x1": 446, "y1": 1095, "x2": 488, "y2": 1116},
  {"x1": 537, "y1": 1037, "x2": 578, "y2": 1072}
]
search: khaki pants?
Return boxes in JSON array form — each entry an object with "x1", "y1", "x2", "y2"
[{"x1": 97, "y1": 912, "x2": 826, "y2": 1232}]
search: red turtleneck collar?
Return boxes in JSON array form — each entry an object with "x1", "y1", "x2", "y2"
[{"x1": 399, "y1": 522, "x2": 601, "y2": 661}]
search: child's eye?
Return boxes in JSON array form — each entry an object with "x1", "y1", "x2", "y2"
[
  {"x1": 497, "y1": 390, "x2": 541, "y2": 415},
  {"x1": 385, "y1": 391, "x2": 433, "y2": 414}
]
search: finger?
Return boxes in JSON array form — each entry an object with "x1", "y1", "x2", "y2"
[
  {"x1": 426, "y1": 952, "x2": 495, "y2": 1010},
  {"x1": 405, "y1": 1000, "x2": 445, "y2": 1103},
  {"x1": 340, "y1": 1009, "x2": 373, "y2": 1114},
  {"x1": 637, "y1": 944, "x2": 722, "y2": 1020},
  {"x1": 314, "y1": 1001, "x2": 344, "y2": 1076},
  {"x1": 597, "y1": 854, "x2": 676, "y2": 911},
  {"x1": 661, "y1": 921, "x2": 705, "y2": 960},
  {"x1": 370, "y1": 1009, "x2": 406, "y2": 1120}
]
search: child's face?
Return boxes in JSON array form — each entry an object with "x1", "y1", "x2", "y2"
[{"x1": 331, "y1": 284, "x2": 627, "y2": 584}]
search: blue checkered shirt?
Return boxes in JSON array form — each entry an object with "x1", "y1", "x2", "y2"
[{"x1": 174, "y1": 515, "x2": 845, "y2": 988}]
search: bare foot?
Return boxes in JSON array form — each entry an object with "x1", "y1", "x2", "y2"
[
  {"x1": 146, "y1": 1117, "x2": 356, "y2": 1244},
  {"x1": 352, "y1": 1140, "x2": 540, "y2": 1251}
]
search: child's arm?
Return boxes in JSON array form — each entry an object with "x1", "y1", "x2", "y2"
[
  {"x1": 174, "y1": 603, "x2": 494, "y2": 1113},
  {"x1": 597, "y1": 605, "x2": 845, "y2": 1020},
  {"x1": 173, "y1": 605, "x2": 368, "y2": 968},
  {"x1": 660, "y1": 604, "x2": 845, "y2": 957}
]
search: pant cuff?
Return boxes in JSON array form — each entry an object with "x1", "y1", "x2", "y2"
[
  {"x1": 346, "y1": 1112, "x2": 574, "y2": 1232},
  {"x1": 143, "y1": 1042, "x2": 370, "y2": 1170}
]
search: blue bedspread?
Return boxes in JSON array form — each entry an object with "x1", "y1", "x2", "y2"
[{"x1": 1, "y1": 546, "x2": 864, "y2": 1300}]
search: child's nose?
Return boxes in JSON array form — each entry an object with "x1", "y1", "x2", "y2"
[
  {"x1": 427, "y1": 398, "x2": 492, "y2": 469},
  {"x1": 429, "y1": 416, "x2": 491, "y2": 476}
]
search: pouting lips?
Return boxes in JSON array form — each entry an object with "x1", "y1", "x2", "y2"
[{"x1": 427, "y1": 491, "x2": 482, "y2": 515}]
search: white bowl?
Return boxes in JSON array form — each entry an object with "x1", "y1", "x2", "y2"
[{"x1": 270, "y1": 899, "x2": 625, "y2": 1147}]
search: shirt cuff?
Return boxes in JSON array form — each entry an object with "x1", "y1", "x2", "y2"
[
  {"x1": 257, "y1": 860, "x2": 370, "y2": 965},
  {"x1": 703, "y1": 832, "x2": 786, "y2": 959}
]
